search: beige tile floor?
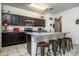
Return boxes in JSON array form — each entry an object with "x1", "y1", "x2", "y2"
[
  {"x1": 0, "y1": 43, "x2": 79, "y2": 56},
  {"x1": 0, "y1": 44, "x2": 30, "y2": 56}
]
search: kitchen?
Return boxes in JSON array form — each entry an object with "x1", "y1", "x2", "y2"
[{"x1": 0, "y1": 3, "x2": 79, "y2": 56}]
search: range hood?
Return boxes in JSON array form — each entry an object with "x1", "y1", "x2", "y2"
[
  {"x1": 25, "y1": 20, "x2": 34, "y2": 22},
  {"x1": 25, "y1": 20, "x2": 34, "y2": 26}
]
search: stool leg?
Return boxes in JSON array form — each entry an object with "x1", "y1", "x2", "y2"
[
  {"x1": 67, "y1": 42, "x2": 69, "y2": 52},
  {"x1": 58, "y1": 44, "x2": 62, "y2": 56},
  {"x1": 62, "y1": 42, "x2": 65, "y2": 55},
  {"x1": 65, "y1": 40, "x2": 69, "y2": 52},
  {"x1": 52, "y1": 43, "x2": 54, "y2": 52},
  {"x1": 70, "y1": 39, "x2": 73, "y2": 49},
  {"x1": 59, "y1": 41, "x2": 62, "y2": 51},
  {"x1": 41, "y1": 47, "x2": 45, "y2": 56},
  {"x1": 69, "y1": 40, "x2": 71, "y2": 51},
  {"x1": 62, "y1": 46, "x2": 65, "y2": 55},
  {"x1": 54, "y1": 43, "x2": 57, "y2": 56},
  {"x1": 47, "y1": 44, "x2": 51, "y2": 56},
  {"x1": 59, "y1": 41, "x2": 62, "y2": 54},
  {"x1": 52, "y1": 43, "x2": 56, "y2": 56},
  {"x1": 67, "y1": 40, "x2": 70, "y2": 51}
]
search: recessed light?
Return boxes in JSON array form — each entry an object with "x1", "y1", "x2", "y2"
[{"x1": 28, "y1": 4, "x2": 47, "y2": 10}]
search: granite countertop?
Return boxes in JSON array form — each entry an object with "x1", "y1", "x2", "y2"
[
  {"x1": 2, "y1": 30, "x2": 24, "y2": 33},
  {"x1": 25, "y1": 32, "x2": 71, "y2": 36},
  {"x1": 25, "y1": 32, "x2": 63, "y2": 36}
]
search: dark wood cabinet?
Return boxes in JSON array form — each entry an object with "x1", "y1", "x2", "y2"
[
  {"x1": 34, "y1": 19, "x2": 45, "y2": 27},
  {"x1": 40, "y1": 19, "x2": 45, "y2": 27},
  {"x1": 2, "y1": 13, "x2": 45, "y2": 27},
  {"x1": 19, "y1": 16, "x2": 26, "y2": 25},
  {"x1": 2, "y1": 13, "x2": 12, "y2": 25},
  {"x1": 18, "y1": 32, "x2": 26, "y2": 42},
  {"x1": 2, "y1": 13, "x2": 20, "y2": 25},
  {"x1": 11, "y1": 15, "x2": 20, "y2": 25},
  {"x1": 2, "y1": 32, "x2": 26, "y2": 47},
  {"x1": 2, "y1": 32, "x2": 32, "y2": 55}
]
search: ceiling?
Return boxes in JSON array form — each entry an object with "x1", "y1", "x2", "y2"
[{"x1": 3, "y1": 3, "x2": 79, "y2": 14}]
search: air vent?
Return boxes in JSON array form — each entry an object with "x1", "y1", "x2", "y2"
[{"x1": 49, "y1": 8, "x2": 54, "y2": 10}]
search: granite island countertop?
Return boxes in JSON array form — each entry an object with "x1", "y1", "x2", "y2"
[
  {"x1": 25, "y1": 32, "x2": 70, "y2": 36},
  {"x1": 2, "y1": 30, "x2": 24, "y2": 33}
]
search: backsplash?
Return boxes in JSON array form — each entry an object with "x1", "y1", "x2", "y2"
[{"x1": 4, "y1": 26, "x2": 44, "y2": 31}]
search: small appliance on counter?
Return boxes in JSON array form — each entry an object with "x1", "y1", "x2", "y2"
[
  {"x1": 38, "y1": 28, "x2": 42, "y2": 32},
  {"x1": 24, "y1": 28, "x2": 33, "y2": 32},
  {"x1": 13, "y1": 28, "x2": 20, "y2": 32},
  {"x1": 38, "y1": 28, "x2": 47, "y2": 32}
]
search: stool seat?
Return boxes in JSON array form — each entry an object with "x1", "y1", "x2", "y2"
[
  {"x1": 57, "y1": 38, "x2": 63, "y2": 42},
  {"x1": 64, "y1": 37, "x2": 71, "y2": 39},
  {"x1": 57, "y1": 38, "x2": 68, "y2": 55},
  {"x1": 57, "y1": 37, "x2": 73, "y2": 55},
  {"x1": 63, "y1": 37, "x2": 73, "y2": 50},
  {"x1": 37, "y1": 42, "x2": 48, "y2": 47},
  {"x1": 49, "y1": 40, "x2": 57, "y2": 43},
  {"x1": 57, "y1": 38, "x2": 63, "y2": 44},
  {"x1": 47, "y1": 40, "x2": 60, "y2": 56},
  {"x1": 36, "y1": 42, "x2": 48, "y2": 56}
]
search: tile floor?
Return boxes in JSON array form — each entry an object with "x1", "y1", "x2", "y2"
[
  {"x1": 0, "y1": 43, "x2": 79, "y2": 56},
  {"x1": 0, "y1": 44, "x2": 30, "y2": 56}
]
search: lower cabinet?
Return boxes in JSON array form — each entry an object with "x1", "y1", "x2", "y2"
[
  {"x1": 2, "y1": 32, "x2": 32, "y2": 55},
  {"x1": 2, "y1": 32, "x2": 26, "y2": 47}
]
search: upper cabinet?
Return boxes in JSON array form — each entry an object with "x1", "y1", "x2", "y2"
[
  {"x1": 19, "y1": 16, "x2": 26, "y2": 26},
  {"x1": 11, "y1": 15, "x2": 20, "y2": 25},
  {"x1": 2, "y1": 13, "x2": 12, "y2": 25},
  {"x1": 2, "y1": 13, "x2": 45, "y2": 27},
  {"x1": 34, "y1": 18, "x2": 45, "y2": 27}
]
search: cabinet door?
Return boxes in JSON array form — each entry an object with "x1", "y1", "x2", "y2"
[
  {"x1": 34, "y1": 19, "x2": 39, "y2": 26},
  {"x1": 11, "y1": 33, "x2": 19, "y2": 43},
  {"x1": 18, "y1": 33, "x2": 26, "y2": 43},
  {"x1": 2, "y1": 33, "x2": 7, "y2": 46},
  {"x1": 2, "y1": 33, "x2": 13, "y2": 46},
  {"x1": 2, "y1": 33, "x2": 19, "y2": 46},
  {"x1": 2, "y1": 13, "x2": 12, "y2": 25},
  {"x1": 34, "y1": 19, "x2": 45, "y2": 27},
  {"x1": 11, "y1": 15, "x2": 20, "y2": 25},
  {"x1": 40, "y1": 19, "x2": 45, "y2": 27},
  {"x1": 19, "y1": 16, "x2": 25, "y2": 26}
]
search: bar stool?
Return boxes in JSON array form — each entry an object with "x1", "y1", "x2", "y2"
[
  {"x1": 47, "y1": 40, "x2": 61, "y2": 56},
  {"x1": 36, "y1": 42, "x2": 48, "y2": 56},
  {"x1": 64, "y1": 37, "x2": 73, "y2": 51},
  {"x1": 57, "y1": 38, "x2": 68, "y2": 55}
]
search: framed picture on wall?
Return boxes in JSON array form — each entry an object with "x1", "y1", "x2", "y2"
[{"x1": 76, "y1": 19, "x2": 79, "y2": 24}]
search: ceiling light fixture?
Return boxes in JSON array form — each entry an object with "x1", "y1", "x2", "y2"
[{"x1": 28, "y1": 4, "x2": 47, "y2": 10}]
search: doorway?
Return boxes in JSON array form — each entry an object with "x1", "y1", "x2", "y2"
[{"x1": 54, "y1": 16, "x2": 62, "y2": 32}]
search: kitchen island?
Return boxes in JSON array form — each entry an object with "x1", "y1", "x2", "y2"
[{"x1": 25, "y1": 32, "x2": 70, "y2": 56}]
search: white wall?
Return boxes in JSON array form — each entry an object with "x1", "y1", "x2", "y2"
[
  {"x1": 54, "y1": 6, "x2": 79, "y2": 44},
  {"x1": 44, "y1": 13, "x2": 54, "y2": 32},
  {"x1": 0, "y1": 3, "x2": 2, "y2": 49}
]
